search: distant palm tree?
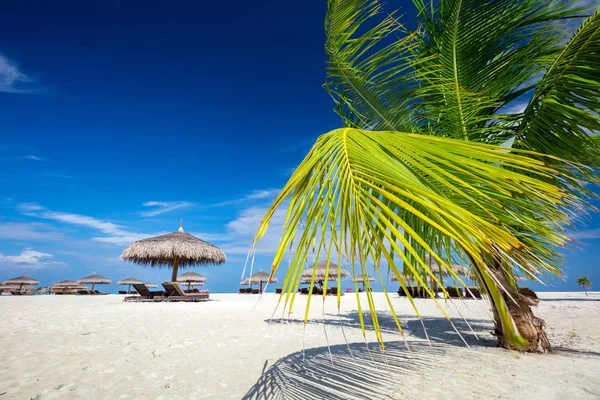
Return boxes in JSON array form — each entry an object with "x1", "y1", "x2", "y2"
[
  {"x1": 576, "y1": 277, "x2": 592, "y2": 296},
  {"x1": 254, "y1": 0, "x2": 600, "y2": 353}
]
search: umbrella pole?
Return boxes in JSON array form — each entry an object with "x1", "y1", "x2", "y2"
[
  {"x1": 260, "y1": 281, "x2": 263, "y2": 294},
  {"x1": 19, "y1": 283, "x2": 23, "y2": 293},
  {"x1": 188, "y1": 282, "x2": 191, "y2": 291},
  {"x1": 92, "y1": 283, "x2": 95, "y2": 291},
  {"x1": 128, "y1": 284, "x2": 131, "y2": 293},
  {"x1": 171, "y1": 258, "x2": 179, "y2": 282}
]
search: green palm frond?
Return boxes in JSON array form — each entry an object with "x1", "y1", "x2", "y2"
[
  {"x1": 254, "y1": 128, "x2": 587, "y2": 348},
  {"x1": 515, "y1": 8, "x2": 600, "y2": 170},
  {"x1": 323, "y1": 0, "x2": 422, "y2": 132},
  {"x1": 411, "y1": 0, "x2": 585, "y2": 143}
]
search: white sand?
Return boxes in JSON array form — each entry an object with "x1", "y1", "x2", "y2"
[{"x1": 0, "y1": 292, "x2": 599, "y2": 400}]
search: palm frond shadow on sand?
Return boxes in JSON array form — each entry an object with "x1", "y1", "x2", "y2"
[
  {"x1": 266, "y1": 311, "x2": 498, "y2": 348},
  {"x1": 242, "y1": 341, "x2": 446, "y2": 400}
]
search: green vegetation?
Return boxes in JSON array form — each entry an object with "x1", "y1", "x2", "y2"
[
  {"x1": 576, "y1": 276, "x2": 592, "y2": 296},
  {"x1": 254, "y1": 0, "x2": 600, "y2": 352}
]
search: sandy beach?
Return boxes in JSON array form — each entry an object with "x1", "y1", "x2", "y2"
[{"x1": 0, "y1": 292, "x2": 598, "y2": 400}]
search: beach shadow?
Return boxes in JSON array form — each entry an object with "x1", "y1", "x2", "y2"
[
  {"x1": 266, "y1": 311, "x2": 496, "y2": 348},
  {"x1": 241, "y1": 341, "x2": 447, "y2": 400},
  {"x1": 541, "y1": 298, "x2": 600, "y2": 302},
  {"x1": 554, "y1": 347, "x2": 600, "y2": 358}
]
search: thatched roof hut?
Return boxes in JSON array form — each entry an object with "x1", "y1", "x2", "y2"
[
  {"x1": 301, "y1": 260, "x2": 350, "y2": 287},
  {"x1": 177, "y1": 271, "x2": 207, "y2": 290},
  {"x1": 4, "y1": 276, "x2": 40, "y2": 292},
  {"x1": 77, "y1": 274, "x2": 111, "y2": 291},
  {"x1": 241, "y1": 270, "x2": 278, "y2": 293},
  {"x1": 120, "y1": 222, "x2": 226, "y2": 282}
]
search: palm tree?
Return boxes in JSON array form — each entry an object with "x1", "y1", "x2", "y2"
[
  {"x1": 576, "y1": 276, "x2": 592, "y2": 296},
  {"x1": 253, "y1": 0, "x2": 600, "y2": 353}
]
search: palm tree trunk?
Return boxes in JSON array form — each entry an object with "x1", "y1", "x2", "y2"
[
  {"x1": 584, "y1": 286, "x2": 588, "y2": 296},
  {"x1": 466, "y1": 252, "x2": 551, "y2": 353},
  {"x1": 486, "y1": 260, "x2": 551, "y2": 353}
]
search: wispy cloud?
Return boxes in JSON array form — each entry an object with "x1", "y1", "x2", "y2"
[
  {"x1": 0, "y1": 248, "x2": 65, "y2": 269},
  {"x1": 0, "y1": 222, "x2": 64, "y2": 242},
  {"x1": 24, "y1": 154, "x2": 44, "y2": 161},
  {"x1": 0, "y1": 55, "x2": 37, "y2": 94},
  {"x1": 205, "y1": 189, "x2": 280, "y2": 208},
  {"x1": 141, "y1": 201, "x2": 194, "y2": 217},
  {"x1": 500, "y1": 100, "x2": 529, "y2": 115},
  {"x1": 222, "y1": 205, "x2": 289, "y2": 255},
  {"x1": 570, "y1": 229, "x2": 600, "y2": 240},
  {"x1": 18, "y1": 203, "x2": 151, "y2": 245}
]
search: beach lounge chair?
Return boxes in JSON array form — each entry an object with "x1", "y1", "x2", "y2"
[
  {"x1": 465, "y1": 287, "x2": 482, "y2": 299},
  {"x1": 252, "y1": 288, "x2": 260, "y2": 294},
  {"x1": 275, "y1": 288, "x2": 282, "y2": 294},
  {"x1": 133, "y1": 283, "x2": 164, "y2": 298},
  {"x1": 445, "y1": 286, "x2": 462, "y2": 298},
  {"x1": 118, "y1": 290, "x2": 127, "y2": 295},
  {"x1": 161, "y1": 282, "x2": 209, "y2": 302}
]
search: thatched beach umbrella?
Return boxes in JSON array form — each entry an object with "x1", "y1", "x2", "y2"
[
  {"x1": 301, "y1": 260, "x2": 350, "y2": 288},
  {"x1": 241, "y1": 270, "x2": 278, "y2": 293},
  {"x1": 177, "y1": 271, "x2": 207, "y2": 290},
  {"x1": 0, "y1": 283, "x2": 15, "y2": 292},
  {"x1": 4, "y1": 276, "x2": 40, "y2": 292},
  {"x1": 51, "y1": 280, "x2": 82, "y2": 294},
  {"x1": 353, "y1": 274, "x2": 375, "y2": 290},
  {"x1": 120, "y1": 222, "x2": 226, "y2": 282},
  {"x1": 144, "y1": 282, "x2": 158, "y2": 288},
  {"x1": 117, "y1": 277, "x2": 142, "y2": 293},
  {"x1": 77, "y1": 274, "x2": 111, "y2": 291}
]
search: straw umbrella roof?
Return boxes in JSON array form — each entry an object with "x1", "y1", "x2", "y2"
[
  {"x1": 52, "y1": 280, "x2": 81, "y2": 288},
  {"x1": 77, "y1": 274, "x2": 111, "y2": 285},
  {"x1": 241, "y1": 270, "x2": 278, "y2": 285},
  {"x1": 4, "y1": 276, "x2": 40, "y2": 285},
  {"x1": 428, "y1": 261, "x2": 470, "y2": 276},
  {"x1": 0, "y1": 283, "x2": 16, "y2": 290},
  {"x1": 144, "y1": 282, "x2": 158, "y2": 288},
  {"x1": 117, "y1": 277, "x2": 142, "y2": 285},
  {"x1": 177, "y1": 271, "x2": 207, "y2": 283},
  {"x1": 353, "y1": 274, "x2": 376, "y2": 283},
  {"x1": 120, "y1": 225, "x2": 226, "y2": 268},
  {"x1": 301, "y1": 260, "x2": 350, "y2": 282}
]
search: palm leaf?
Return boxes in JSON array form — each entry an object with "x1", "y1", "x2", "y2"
[
  {"x1": 254, "y1": 128, "x2": 588, "y2": 348},
  {"x1": 514, "y1": 8, "x2": 600, "y2": 170},
  {"x1": 411, "y1": 0, "x2": 586, "y2": 143}
]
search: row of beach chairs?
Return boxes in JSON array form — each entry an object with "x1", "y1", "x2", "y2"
[
  {"x1": 239, "y1": 288, "x2": 261, "y2": 294},
  {"x1": 124, "y1": 282, "x2": 209, "y2": 302},
  {"x1": 76, "y1": 289, "x2": 109, "y2": 295},
  {"x1": 397, "y1": 286, "x2": 483, "y2": 299}
]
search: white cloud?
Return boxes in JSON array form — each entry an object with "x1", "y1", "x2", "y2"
[
  {"x1": 0, "y1": 55, "x2": 36, "y2": 94},
  {"x1": 0, "y1": 248, "x2": 64, "y2": 269},
  {"x1": 0, "y1": 222, "x2": 64, "y2": 241},
  {"x1": 141, "y1": 201, "x2": 194, "y2": 217},
  {"x1": 570, "y1": 229, "x2": 600, "y2": 240}
]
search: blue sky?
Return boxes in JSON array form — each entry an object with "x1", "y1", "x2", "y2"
[{"x1": 0, "y1": 0, "x2": 598, "y2": 293}]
